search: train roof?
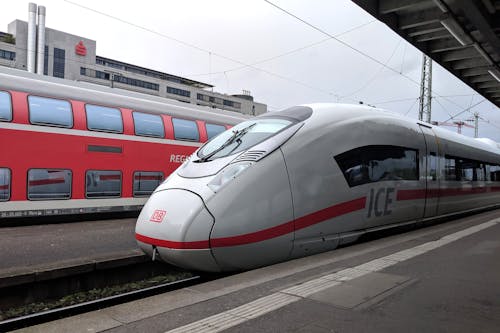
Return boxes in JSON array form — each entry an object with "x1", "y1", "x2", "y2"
[
  {"x1": 303, "y1": 103, "x2": 500, "y2": 156},
  {"x1": 0, "y1": 66, "x2": 248, "y2": 125}
]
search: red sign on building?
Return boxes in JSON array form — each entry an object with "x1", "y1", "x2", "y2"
[{"x1": 75, "y1": 41, "x2": 87, "y2": 56}]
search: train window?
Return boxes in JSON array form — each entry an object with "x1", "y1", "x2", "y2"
[
  {"x1": 198, "y1": 118, "x2": 292, "y2": 161},
  {"x1": 445, "y1": 156, "x2": 458, "y2": 181},
  {"x1": 172, "y1": 118, "x2": 199, "y2": 141},
  {"x1": 459, "y1": 159, "x2": 475, "y2": 181},
  {"x1": 86, "y1": 170, "x2": 122, "y2": 198},
  {"x1": 205, "y1": 123, "x2": 226, "y2": 140},
  {"x1": 335, "y1": 145, "x2": 418, "y2": 187},
  {"x1": 0, "y1": 91, "x2": 12, "y2": 122},
  {"x1": 133, "y1": 112, "x2": 164, "y2": 138},
  {"x1": 476, "y1": 162, "x2": 485, "y2": 181},
  {"x1": 28, "y1": 96, "x2": 73, "y2": 128},
  {"x1": 0, "y1": 168, "x2": 10, "y2": 201},
  {"x1": 27, "y1": 169, "x2": 72, "y2": 200},
  {"x1": 133, "y1": 171, "x2": 164, "y2": 197},
  {"x1": 85, "y1": 104, "x2": 123, "y2": 133},
  {"x1": 487, "y1": 164, "x2": 500, "y2": 181}
]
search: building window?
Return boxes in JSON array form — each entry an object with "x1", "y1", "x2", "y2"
[
  {"x1": 172, "y1": 118, "x2": 199, "y2": 141},
  {"x1": 85, "y1": 104, "x2": 123, "y2": 133},
  {"x1": 53, "y1": 47, "x2": 65, "y2": 78},
  {"x1": 223, "y1": 99, "x2": 241, "y2": 109},
  {"x1": 167, "y1": 86, "x2": 191, "y2": 98},
  {"x1": 0, "y1": 91, "x2": 12, "y2": 122},
  {"x1": 0, "y1": 49, "x2": 15, "y2": 61},
  {"x1": 86, "y1": 170, "x2": 121, "y2": 198},
  {"x1": 335, "y1": 145, "x2": 418, "y2": 187},
  {"x1": 28, "y1": 95, "x2": 73, "y2": 128},
  {"x1": 43, "y1": 45, "x2": 48, "y2": 75},
  {"x1": 133, "y1": 112, "x2": 164, "y2": 138},
  {"x1": 112, "y1": 75, "x2": 159, "y2": 91},
  {"x1": 0, "y1": 168, "x2": 10, "y2": 201},
  {"x1": 133, "y1": 171, "x2": 164, "y2": 197},
  {"x1": 206, "y1": 123, "x2": 226, "y2": 140},
  {"x1": 197, "y1": 93, "x2": 209, "y2": 102},
  {"x1": 96, "y1": 70, "x2": 110, "y2": 80},
  {"x1": 28, "y1": 169, "x2": 72, "y2": 200}
]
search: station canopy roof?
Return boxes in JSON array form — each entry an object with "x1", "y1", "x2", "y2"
[{"x1": 352, "y1": 0, "x2": 500, "y2": 108}]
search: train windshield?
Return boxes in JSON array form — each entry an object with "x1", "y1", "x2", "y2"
[{"x1": 197, "y1": 118, "x2": 292, "y2": 161}]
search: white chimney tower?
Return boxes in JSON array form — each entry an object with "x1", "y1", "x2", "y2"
[
  {"x1": 36, "y1": 5, "x2": 46, "y2": 75},
  {"x1": 27, "y1": 3, "x2": 37, "y2": 73}
]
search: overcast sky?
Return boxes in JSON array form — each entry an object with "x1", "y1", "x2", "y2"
[{"x1": 2, "y1": 0, "x2": 499, "y2": 141}]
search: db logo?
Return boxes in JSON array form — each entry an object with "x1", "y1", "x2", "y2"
[{"x1": 150, "y1": 210, "x2": 166, "y2": 223}]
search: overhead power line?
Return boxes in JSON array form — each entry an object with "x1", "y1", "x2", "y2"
[
  {"x1": 188, "y1": 19, "x2": 376, "y2": 77},
  {"x1": 62, "y1": 0, "x2": 367, "y2": 103},
  {"x1": 263, "y1": 0, "x2": 491, "y2": 114}
]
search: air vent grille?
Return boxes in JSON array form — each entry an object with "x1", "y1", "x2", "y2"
[{"x1": 233, "y1": 150, "x2": 267, "y2": 162}]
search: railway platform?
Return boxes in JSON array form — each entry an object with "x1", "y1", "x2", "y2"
[
  {"x1": 0, "y1": 218, "x2": 142, "y2": 289},
  {"x1": 15, "y1": 208, "x2": 500, "y2": 333}
]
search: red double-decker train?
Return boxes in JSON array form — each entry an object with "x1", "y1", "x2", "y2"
[{"x1": 0, "y1": 67, "x2": 246, "y2": 221}]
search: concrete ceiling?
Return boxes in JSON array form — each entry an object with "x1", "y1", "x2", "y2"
[{"x1": 352, "y1": 0, "x2": 500, "y2": 108}]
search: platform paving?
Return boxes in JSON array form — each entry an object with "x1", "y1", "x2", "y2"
[
  {"x1": 0, "y1": 218, "x2": 142, "y2": 288},
  {"x1": 12, "y1": 209, "x2": 500, "y2": 333}
]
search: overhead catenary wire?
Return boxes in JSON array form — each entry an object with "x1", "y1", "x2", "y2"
[
  {"x1": 62, "y1": 0, "x2": 364, "y2": 103},
  {"x1": 340, "y1": 39, "x2": 402, "y2": 99},
  {"x1": 187, "y1": 19, "x2": 376, "y2": 77},
  {"x1": 263, "y1": 0, "x2": 493, "y2": 115}
]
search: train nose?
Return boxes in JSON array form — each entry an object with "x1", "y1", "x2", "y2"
[{"x1": 135, "y1": 189, "x2": 220, "y2": 272}]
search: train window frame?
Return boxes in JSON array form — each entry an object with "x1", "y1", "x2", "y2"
[
  {"x1": 28, "y1": 95, "x2": 73, "y2": 128},
  {"x1": 27, "y1": 168, "x2": 72, "y2": 200},
  {"x1": 205, "y1": 123, "x2": 226, "y2": 140},
  {"x1": 133, "y1": 171, "x2": 164, "y2": 197},
  {"x1": 132, "y1": 111, "x2": 165, "y2": 138},
  {"x1": 0, "y1": 167, "x2": 11, "y2": 202},
  {"x1": 85, "y1": 170, "x2": 122, "y2": 198},
  {"x1": 0, "y1": 91, "x2": 12, "y2": 122},
  {"x1": 335, "y1": 145, "x2": 419, "y2": 187},
  {"x1": 487, "y1": 164, "x2": 500, "y2": 182},
  {"x1": 85, "y1": 104, "x2": 123, "y2": 134},
  {"x1": 172, "y1": 117, "x2": 200, "y2": 142}
]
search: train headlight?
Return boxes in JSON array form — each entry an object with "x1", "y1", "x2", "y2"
[{"x1": 207, "y1": 162, "x2": 253, "y2": 193}]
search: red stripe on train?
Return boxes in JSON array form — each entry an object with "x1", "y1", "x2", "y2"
[
  {"x1": 136, "y1": 196, "x2": 366, "y2": 249},
  {"x1": 397, "y1": 186, "x2": 500, "y2": 200},
  {"x1": 135, "y1": 233, "x2": 209, "y2": 249}
]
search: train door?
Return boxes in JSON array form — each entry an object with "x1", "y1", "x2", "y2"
[{"x1": 419, "y1": 125, "x2": 440, "y2": 218}]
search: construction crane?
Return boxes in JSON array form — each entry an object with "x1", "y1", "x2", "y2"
[{"x1": 431, "y1": 120, "x2": 474, "y2": 134}]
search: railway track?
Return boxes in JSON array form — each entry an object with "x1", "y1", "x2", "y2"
[{"x1": 0, "y1": 275, "x2": 203, "y2": 332}]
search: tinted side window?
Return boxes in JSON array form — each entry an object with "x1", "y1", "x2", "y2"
[
  {"x1": 28, "y1": 169, "x2": 71, "y2": 200},
  {"x1": 133, "y1": 171, "x2": 164, "y2": 197},
  {"x1": 489, "y1": 164, "x2": 500, "y2": 181},
  {"x1": 0, "y1": 168, "x2": 10, "y2": 201},
  {"x1": 206, "y1": 123, "x2": 226, "y2": 140},
  {"x1": 335, "y1": 145, "x2": 418, "y2": 187},
  {"x1": 133, "y1": 112, "x2": 164, "y2": 138},
  {"x1": 86, "y1": 170, "x2": 121, "y2": 198},
  {"x1": 28, "y1": 96, "x2": 72, "y2": 127},
  {"x1": 86, "y1": 104, "x2": 123, "y2": 133},
  {"x1": 172, "y1": 118, "x2": 199, "y2": 141},
  {"x1": 445, "y1": 156, "x2": 458, "y2": 181},
  {"x1": 0, "y1": 91, "x2": 12, "y2": 121}
]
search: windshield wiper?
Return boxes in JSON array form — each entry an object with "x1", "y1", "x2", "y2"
[{"x1": 198, "y1": 123, "x2": 256, "y2": 162}]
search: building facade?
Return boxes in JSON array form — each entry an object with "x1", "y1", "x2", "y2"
[{"x1": 0, "y1": 9, "x2": 266, "y2": 115}]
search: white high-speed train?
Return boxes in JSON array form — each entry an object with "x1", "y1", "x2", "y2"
[{"x1": 135, "y1": 104, "x2": 500, "y2": 272}]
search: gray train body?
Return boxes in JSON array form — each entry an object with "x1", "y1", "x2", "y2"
[{"x1": 135, "y1": 104, "x2": 500, "y2": 272}]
